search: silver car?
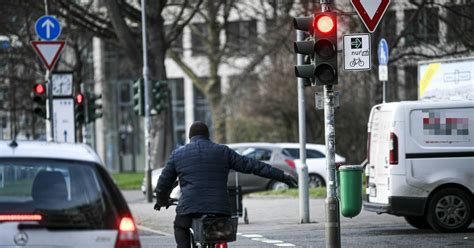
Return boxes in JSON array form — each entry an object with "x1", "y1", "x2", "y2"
[{"x1": 142, "y1": 143, "x2": 298, "y2": 195}]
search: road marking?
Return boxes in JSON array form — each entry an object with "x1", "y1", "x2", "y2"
[
  {"x1": 137, "y1": 224, "x2": 172, "y2": 236},
  {"x1": 241, "y1": 233, "x2": 296, "y2": 247},
  {"x1": 243, "y1": 234, "x2": 263, "y2": 238}
]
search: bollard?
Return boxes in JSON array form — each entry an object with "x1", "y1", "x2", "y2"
[{"x1": 339, "y1": 165, "x2": 363, "y2": 218}]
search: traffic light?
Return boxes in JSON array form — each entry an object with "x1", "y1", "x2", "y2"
[
  {"x1": 294, "y1": 16, "x2": 315, "y2": 86},
  {"x1": 293, "y1": 12, "x2": 338, "y2": 86},
  {"x1": 151, "y1": 80, "x2": 168, "y2": 115},
  {"x1": 86, "y1": 94, "x2": 103, "y2": 123},
  {"x1": 32, "y1": 83, "x2": 47, "y2": 119},
  {"x1": 313, "y1": 12, "x2": 337, "y2": 85},
  {"x1": 133, "y1": 78, "x2": 144, "y2": 116},
  {"x1": 75, "y1": 93, "x2": 85, "y2": 125}
]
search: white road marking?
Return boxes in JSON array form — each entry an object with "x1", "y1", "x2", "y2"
[
  {"x1": 263, "y1": 240, "x2": 284, "y2": 244},
  {"x1": 243, "y1": 234, "x2": 263, "y2": 238},
  {"x1": 275, "y1": 244, "x2": 296, "y2": 247}
]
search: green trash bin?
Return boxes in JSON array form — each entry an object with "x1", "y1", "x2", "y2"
[{"x1": 339, "y1": 165, "x2": 363, "y2": 218}]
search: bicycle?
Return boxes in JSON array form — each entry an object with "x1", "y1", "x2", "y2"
[{"x1": 169, "y1": 195, "x2": 238, "y2": 248}]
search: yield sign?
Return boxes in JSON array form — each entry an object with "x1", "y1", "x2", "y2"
[
  {"x1": 351, "y1": 0, "x2": 391, "y2": 33},
  {"x1": 31, "y1": 41, "x2": 65, "y2": 70}
]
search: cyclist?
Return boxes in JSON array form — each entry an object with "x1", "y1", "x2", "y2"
[{"x1": 154, "y1": 121, "x2": 298, "y2": 248}]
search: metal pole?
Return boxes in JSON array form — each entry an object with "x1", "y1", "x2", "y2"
[
  {"x1": 296, "y1": 30, "x2": 310, "y2": 224},
  {"x1": 320, "y1": 1, "x2": 341, "y2": 247},
  {"x1": 46, "y1": 71, "x2": 54, "y2": 141},
  {"x1": 382, "y1": 81, "x2": 387, "y2": 103},
  {"x1": 81, "y1": 83, "x2": 89, "y2": 144},
  {"x1": 141, "y1": 0, "x2": 153, "y2": 203}
]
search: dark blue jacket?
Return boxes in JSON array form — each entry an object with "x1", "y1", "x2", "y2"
[{"x1": 155, "y1": 136, "x2": 285, "y2": 216}]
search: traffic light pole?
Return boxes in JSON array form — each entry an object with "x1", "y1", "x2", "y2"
[
  {"x1": 45, "y1": 70, "x2": 54, "y2": 142},
  {"x1": 320, "y1": 1, "x2": 341, "y2": 247},
  {"x1": 141, "y1": 0, "x2": 153, "y2": 203},
  {"x1": 296, "y1": 30, "x2": 310, "y2": 224}
]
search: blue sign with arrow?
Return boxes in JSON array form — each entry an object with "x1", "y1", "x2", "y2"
[
  {"x1": 378, "y1": 38, "x2": 389, "y2": 65},
  {"x1": 35, "y1": 16, "x2": 61, "y2": 41}
]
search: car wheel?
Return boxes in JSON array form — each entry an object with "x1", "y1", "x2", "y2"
[
  {"x1": 308, "y1": 174, "x2": 325, "y2": 188},
  {"x1": 268, "y1": 181, "x2": 289, "y2": 191},
  {"x1": 404, "y1": 216, "x2": 430, "y2": 229},
  {"x1": 426, "y1": 188, "x2": 472, "y2": 233}
]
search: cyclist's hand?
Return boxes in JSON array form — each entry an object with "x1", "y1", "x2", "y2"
[
  {"x1": 282, "y1": 173, "x2": 298, "y2": 188},
  {"x1": 154, "y1": 198, "x2": 170, "y2": 211}
]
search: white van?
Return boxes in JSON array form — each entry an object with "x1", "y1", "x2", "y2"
[{"x1": 363, "y1": 101, "x2": 474, "y2": 232}]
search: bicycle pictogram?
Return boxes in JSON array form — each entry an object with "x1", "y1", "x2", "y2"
[{"x1": 349, "y1": 57, "x2": 365, "y2": 67}]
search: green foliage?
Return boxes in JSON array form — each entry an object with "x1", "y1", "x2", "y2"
[{"x1": 112, "y1": 172, "x2": 143, "y2": 190}]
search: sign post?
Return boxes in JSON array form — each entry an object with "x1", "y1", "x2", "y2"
[{"x1": 378, "y1": 38, "x2": 389, "y2": 103}]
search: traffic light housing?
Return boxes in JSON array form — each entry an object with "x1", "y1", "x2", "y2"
[
  {"x1": 293, "y1": 12, "x2": 338, "y2": 86},
  {"x1": 294, "y1": 16, "x2": 315, "y2": 86},
  {"x1": 133, "y1": 78, "x2": 145, "y2": 116},
  {"x1": 313, "y1": 12, "x2": 338, "y2": 85},
  {"x1": 151, "y1": 80, "x2": 168, "y2": 115},
  {"x1": 32, "y1": 83, "x2": 47, "y2": 119},
  {"x1": 87, "y1": 93, "x2": 103, "y2": 123},
  {"x1": 75, "y1": 93, "x2": 85, "y2": 125}
]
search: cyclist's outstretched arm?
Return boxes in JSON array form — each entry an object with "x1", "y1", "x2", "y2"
[
  {"x1": 155, "y1": 151, "x2": 178, "y2": 204},
  {"x1": 225, "y1": 146, "x2": 284, "y2": 181}
]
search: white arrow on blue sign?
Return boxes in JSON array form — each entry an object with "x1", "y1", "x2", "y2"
[
  {"x1": 35, "y1": 16, "x2": 61, "y2": 41},
  {"x1": 378, "y1": 38, "x2": 389, "y2": 65}
]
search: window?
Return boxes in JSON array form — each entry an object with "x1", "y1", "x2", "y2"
[
  {"x1": 404, "y1": 65, "x2": 418, "y2": 100},
  {"x1": 193, "y1": 78, "x2": 213, "y2": 126},
  {"x1": 191, "y1": 23, "x2": 208, "y2": 56},
  {"x1": 242, "y1": 148, "x2": 272, "y2": 161},
  {"x1": 283, "y1": 148, "x2": 325, "y2": 159},
  {"x1": 446, "y1": 4, "x2": 474, "y2": 44},
  {"x1": 404, "y1": 8, "x2": 439, "y2": 46},
  {"x1": 226, "y1": 20, "x2": 257, "y2": 56},
  {"x1": 165, "y1": 25, "x2": 184, "y2": 56},
  {"x1": 169, "y1": 78, "x2": 185, "y2": 146}
]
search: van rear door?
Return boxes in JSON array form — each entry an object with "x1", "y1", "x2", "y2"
[{"x1": 368, "y1": 106, "x2": 393, "y2": 204}]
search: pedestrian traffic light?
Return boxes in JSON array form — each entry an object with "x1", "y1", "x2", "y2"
[
  {"x1": 151, "y1": 80, "x2": 168, "y2": 115},
  {"x1": 32, "y1": 83, "x2": 47, "y2": 119},
  {"x1": 133, "y1": 78, "x2": 144, "y2": 116},
  {"x1": 294, "y1": 16, "x2": 315, "y2": 86},
  {"x1": 75, "y1": 93, "x2": 85, "y2": 125},
  {"x1": 313, "y1": 12, "x2": 337, "y2": 85},
  {"x1": 86, "y1": 93, "x2": 103, "y2": 123}
]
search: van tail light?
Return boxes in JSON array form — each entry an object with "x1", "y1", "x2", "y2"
[
  {"x1": 367, "y1": 132, "x2": 371, "y2": 163},
  {"x1": 0, "y1": 214, "x2": 42, "y2": 221},
  {"x1": 215, "y1": 243, "x2": 228, "y2": 248},
  {"x1": 116, "y1": 216, "x2": 141, "y2": 248},
  {"x1": 389, "y1": 132, "x2": 398, "y2": 165},
  {"x1": 285, "y1": 159, "x2": 296, "y2": 169}
]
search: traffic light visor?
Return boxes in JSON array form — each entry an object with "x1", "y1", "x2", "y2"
[
  {"x1": 34, "y1": 84, "x2": 45, "y2": 94},
  {"x1": 314, "y1": 15, "x2": 335, "y2": 34}
]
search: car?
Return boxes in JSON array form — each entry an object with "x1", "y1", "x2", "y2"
[
  {"x1": 363, "y1": 101, "x2": 474, "y2": 232},
  {"x1": 142, "y1": 142, "x2": 298, "y2": 195},
  {"x1": 276, "y1": 143, "x2": 346, "y2": 188},
  {"x1": 0, "y1": 140, "x2": 141, "y2": 247}
]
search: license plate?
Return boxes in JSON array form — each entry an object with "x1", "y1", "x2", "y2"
[{"x1": 369, "y1": 187, "x2": 376, "y2": 197}]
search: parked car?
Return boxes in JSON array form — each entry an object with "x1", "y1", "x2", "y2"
[
  {"x1": 276, "y1": 143, "x2": 346, "y2": 188},
  {"x1": 0, "y1": 140, "x2": 141, "y2": 247},
  {"x1": 142, "y1": 142, "x2": 298, "y2": 195},
  {"x1": 364, "y1": 101, "x2": 474, "y2": 232}
]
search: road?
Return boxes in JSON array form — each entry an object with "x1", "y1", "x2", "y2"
[{"x1": 122, "y1": 190, "x2": 474, "y2": 247}]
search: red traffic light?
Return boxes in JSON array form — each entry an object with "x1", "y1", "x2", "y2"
[
  {"x1": 75, "y1": 93, "x2": 84, "y2": 104},
  {"x1": 314, "y1": 14, "x2": 335, "y2": 34},
  {"x1": 34, "y1": 84, "x2": 46, "y2": 94}
]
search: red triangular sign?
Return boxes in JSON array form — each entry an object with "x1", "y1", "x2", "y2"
[
  {"x1": 31, "y1": 41, "x2": 65, "y2": 70},
  {"x1": 351, "y1": 0, "x2": 391, "y2": 33}
]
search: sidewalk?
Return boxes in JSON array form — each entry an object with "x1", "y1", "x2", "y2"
[{"x1": 122, "y1": 190, "x2": 406, "y2": 236}]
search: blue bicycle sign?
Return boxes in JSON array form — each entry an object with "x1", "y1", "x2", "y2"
[{"x1": 35, "y1": 16, "x2": 61, "y2": 41}]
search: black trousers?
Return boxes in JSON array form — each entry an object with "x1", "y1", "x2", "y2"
[{"x1": 173, "y1": 213, "x2": 229, "y2": 248}]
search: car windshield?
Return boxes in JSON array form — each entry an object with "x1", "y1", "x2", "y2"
[{"x1": 0, "y1": 158, "x2": 117, "y2": 229}]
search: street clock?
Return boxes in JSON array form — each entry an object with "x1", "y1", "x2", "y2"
[{"x1": 52, "y1": 73, "x2": 73, "y2": 97}]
